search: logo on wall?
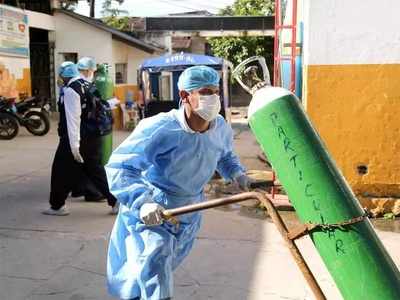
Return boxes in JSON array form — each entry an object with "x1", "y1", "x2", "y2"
[
  {"x1": 0, "y1": 5, "x2": 29, "y2": 57},
  {"x1": 18, "y1": 23, "x2": 25, "y2": 33}
]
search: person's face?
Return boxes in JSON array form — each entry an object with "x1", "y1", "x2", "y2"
[
  {"x1": 57, "y1": 77, "x2": 64, "y2": 87},
  {"x1": 180, "y1": 86, "x2": 219, "y2": 109},
  {"x1": 80, "y1": 69, "x2": 94, "y2": 80},
  {"x1": 59, "y1": 76, "x2": 69, "y2": 85}
]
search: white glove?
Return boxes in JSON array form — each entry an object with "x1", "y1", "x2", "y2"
[
  {"x1": 71, "y1": 147, "x2": 84, "y2": 163},
  {"x1": 235, "y1": 174, "x2": 252, "y2": 191},
  {"x1": 140, "y1": 203, "x2": 165, "y2": 226}
]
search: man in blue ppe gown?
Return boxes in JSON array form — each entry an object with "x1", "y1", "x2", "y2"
[{"x1": 106, "y1": 65, "x2": 251, "y2": 300}]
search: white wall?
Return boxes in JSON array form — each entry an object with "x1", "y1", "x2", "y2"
[
  {"x1": 111, "y1": 39, "x2": 129, "y2": 84},
  {"x1": 112, "y1": 39, "x2": 157, "y2": 85},
  {"x1": 54, "y1": 12, "x2": 159, "y2": 93},
  {"x1": 303, "y1": 0, "x2": 400, "y2": 65},
  {"x1": 54, "y1": 12, "x2": 112, "y2": 69},
  {"x1": 26, "y1": 10, "x2": 55, "y2": 31}
]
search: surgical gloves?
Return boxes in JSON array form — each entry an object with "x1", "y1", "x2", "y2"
[{"x1": 140, "y1": 202, "x2": 165, "y2": 226}]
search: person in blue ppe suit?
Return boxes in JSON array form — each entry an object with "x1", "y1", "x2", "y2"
[{"x1": 106, "y1": 65, "x2": 251, "y2": 300}]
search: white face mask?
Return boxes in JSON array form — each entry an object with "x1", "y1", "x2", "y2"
[
  {"x1": 84, "y1": 74, "x2": 94, "y2": 82},
  {"x1": 80, "y1": 71, "x2": 94, "y2": 82},
  {"x1": 194, "y1": 94, "x2": 221, "y2": 122}
]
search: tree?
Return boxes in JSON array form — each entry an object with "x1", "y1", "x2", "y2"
[
  {"x1": 208, "y1": 0, "x2": 274, "y2": 70},
  {"x1": 59, "y1": 0, "x2": 98, "y2": 17},
  {"x1": 219, "y1": 0, "x2": 274, "y2": 16},
  {"x1": 89, "y1": 0, "x2": 95, "y2": 18},
  {"x1": 103, "y1": 16, "x2": 130, "y2": 31},
  {"x1": 60, "y1": 0, "x2": 129, "y2": 30},
  {"x1": 101, "y1": 0, "x2": 129, "y2": 31},
  {"x1": 101, "y1": 0, "x2": 127, "y2": 17}
]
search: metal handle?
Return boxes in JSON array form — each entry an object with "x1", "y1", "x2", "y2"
[
  {"x1": 161, "y1": 192, "x2": 326, "y2": 300},
  {"x1": 232, "y1": 56, "x2": 271, "y2": 95}
]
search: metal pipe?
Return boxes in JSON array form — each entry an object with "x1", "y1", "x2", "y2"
[{"x1": 162, "y1": 192, "x2": 326, "y2": 300}]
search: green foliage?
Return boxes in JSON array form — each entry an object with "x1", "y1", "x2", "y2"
[
  {"x1": 103, "y1": 16, "x2": 130, "y2": 31},
  {"x1": 209, "y1": 36, "x2": 272, "y2": 68},
  {"x1": 383, "y1": 213, "x2": 396, "y2": 220},
  {"x1": 101, "y1": 0, "x2": 129, "y2": 31},
  {"x1": 208, "y1": 0, "x2": 274, "y2": 68},
  {"x1": 221, "y1": 0, "x2": 274, "y2": 16},
  {"x1": 101, "y1": 0, "x2": 127, "y2": 17}
]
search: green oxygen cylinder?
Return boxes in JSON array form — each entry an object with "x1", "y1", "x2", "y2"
[
  {"x1": 94, "y1": 64, "x2": 113, "y2": 166},
  {"x1": 248, "y1": 86, "x2": 400, "y2": 300}
]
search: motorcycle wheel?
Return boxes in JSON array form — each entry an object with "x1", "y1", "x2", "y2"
[
  {"x1": 24, "y1": 111, "x2": 50, "y2": 136},
  {"x1": 0, "y1": 112, "x2": 19, "y2": 140}
]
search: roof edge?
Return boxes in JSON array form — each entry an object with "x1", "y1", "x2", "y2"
[{"x1": 56, "y1": 9, "x2": 165, "y2": 54}]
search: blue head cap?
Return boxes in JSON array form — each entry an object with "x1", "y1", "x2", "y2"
[
  {"x1": 177, "y1": 65, "x2": 220, "y2": 91},
  {"x1": 77, "y1": 57, "x2": 96, "y2": 70},
  {"x1": 58, "y1": 61, "x2": 80, "y2": 78}
]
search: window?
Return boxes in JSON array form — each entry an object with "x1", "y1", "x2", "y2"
[
  {"x1": 115, "y1": 63, "x2": 127, "y2": 84},
  {"x1": 159, "y1": 72, "x2": 172, "y2": 101},
  {"x1": 60, "y1": 52, "x2": 77, "y2": 63}
]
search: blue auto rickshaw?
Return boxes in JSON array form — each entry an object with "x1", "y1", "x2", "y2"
[{"x1": 138, "y1": 52, "x2": 233, "y2": 121}]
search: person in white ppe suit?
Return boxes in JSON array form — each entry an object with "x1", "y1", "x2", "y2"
[
  {"x1": 43, "y1": 62, "x2": 118, "y2": 216},
  {"x1": 106, "y1": 65, "x2": 251, "y2": 299}
]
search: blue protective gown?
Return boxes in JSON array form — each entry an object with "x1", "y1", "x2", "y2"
[{"x1": 106, "y1": 107, "x2": 245, "y2": 300}]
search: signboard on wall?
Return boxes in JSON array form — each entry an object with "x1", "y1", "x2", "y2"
[{"x1": 0, "y1": 5, "x2": 29, "y2": 57}]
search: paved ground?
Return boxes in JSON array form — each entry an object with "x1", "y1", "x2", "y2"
[{"x1": 0, "y1": 113, "x2": 399, "y2": 300}]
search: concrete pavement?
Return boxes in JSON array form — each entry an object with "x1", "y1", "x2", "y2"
[{"x1": 0, "y1": 116, "x2": 399, "y2": 300}]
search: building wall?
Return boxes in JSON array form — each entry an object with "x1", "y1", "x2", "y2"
[
  {"x1": 112, "y1": 39, "x2": 155, "y2": 86},
  {"x1": 303, "y1": 0, "x2": 400, "y2": 202},
  {"x1": 190, "y1": 36, "x2": 206, "y2": 54},
  {"x1": 54, "y1": 12, "x2": 112, "y2": 68},
  {"x1": 0, "y1": 57, "x2": 31, "y2": 98},
  {"x1": 26, "y1": 10, "x2": 55, "y2": 30},
  {"x1": 0, "y1": 5, "x2": 54, "y2": 98},
  {"x1": 112, "y1": 39, "x2": 158, "y2": 101},
  {"x1": 53, "y1": 12, "x2": 162, "y2": 129},
  {"x1": 54, "y1": 13, "x2": 157, "y2": 101},
  {"x1": 111, "y1": 39, "x2": 159, "y2": 129}
]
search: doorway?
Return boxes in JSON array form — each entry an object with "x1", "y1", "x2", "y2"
[{"x1": 29, "y1": 27, "x2": 52, "y2": 102}]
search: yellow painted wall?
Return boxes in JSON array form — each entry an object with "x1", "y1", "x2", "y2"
[
  {"x1": 0, "y1": 64, "x2": 31, "y2": 98},
  {"x1": 114, "y1": 84, "x2": 138, "y2": 104},
  {"x1": 304, "y1": 64, "x2": 400, "y2": 198},
  {"x1": 113, "y1": 84, "x2": 138, "y2": 130},
  {"x1": 16, "y1": 68, "x2": 32, "y2": 98}
]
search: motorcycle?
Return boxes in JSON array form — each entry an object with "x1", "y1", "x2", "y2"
[
  {"x1": 15, "y1": 95, "x2": 51, "y2": 116},
  {"x1": 15, "y1": 95, "x2": 51, "y2": 135},
  {"x1": 0, "y1": 97, "x2": 19, "y2": 140},
  {"x1": 0, "y1": 96, "x2": 50, "y2": 140}
]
